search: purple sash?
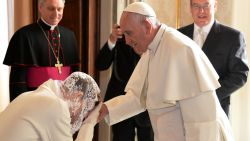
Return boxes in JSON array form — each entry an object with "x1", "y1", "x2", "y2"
[{"x1": 27, "y1": 66, "x2": 71, "y2": 87}]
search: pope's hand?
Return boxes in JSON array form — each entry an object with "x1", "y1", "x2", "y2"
[
  {"x1": 83, "y1": 102, "x2": 102, "y2": 124},
  {"x1": 97, "y1": 104, "x2": 109, "y2": 122},
  {"x1": 76, "y1": 103, "x2": 102, "y2": 141}
]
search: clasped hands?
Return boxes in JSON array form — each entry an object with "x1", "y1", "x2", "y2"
[{"x1": 83, "y1": 102, "x2": 109, "y2": 124}]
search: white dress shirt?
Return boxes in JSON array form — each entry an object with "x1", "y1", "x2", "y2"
[{"x1": 193, "y1": 21, "x2": 213, "y2": 47}]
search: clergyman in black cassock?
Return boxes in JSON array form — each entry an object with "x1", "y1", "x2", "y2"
[{"x1": 3, "y1": 18, "x2": 79, "y2": 101}]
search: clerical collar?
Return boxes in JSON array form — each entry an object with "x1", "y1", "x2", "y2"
[
  {"x1": 148, "y1": 24, "x2": 166, "y2": 54},
  {"x1": 40, "y1": 18, "x2": 57, "y2": 30}
]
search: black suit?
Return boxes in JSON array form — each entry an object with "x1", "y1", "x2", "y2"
[
  {"x1": 95, "y1": 37, "x2": 153, "y2": 141},
  {"x1": 178, "y1": 20, "x2": 249, "y2": 115}
]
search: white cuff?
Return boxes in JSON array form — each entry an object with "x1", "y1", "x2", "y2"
[
  {"x1": 75, "y1": 123, "x2": 94, "y2": 141},
  {"x1": 107, "y1": 39, "x2": 116, "y2": 50}
]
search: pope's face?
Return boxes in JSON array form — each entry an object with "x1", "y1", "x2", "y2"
[
  {"x1": 120, "y1": 12, "x2": 148, "y2": 55},
  {"x1": 190, "y1": 0, "x2": 217, "y2": 27},
  {"x1": 39, "y1": 0, "x2": 64, "y2": 25}
]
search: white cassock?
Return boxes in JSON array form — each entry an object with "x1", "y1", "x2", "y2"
[
  {"x1": 104, "y1": 24, "x2": 234, "y2": 141},
  {"x1": 0, "y1": 79, "x2": 99, "y2": 141}
]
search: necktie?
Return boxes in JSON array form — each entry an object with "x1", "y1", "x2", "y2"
[{"x1": 196, "y1": 28, "x2": 205, "y2": 47}]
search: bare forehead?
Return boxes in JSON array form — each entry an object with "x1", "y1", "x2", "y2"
[
  {"x1": 119, "y1": 12, "x2": 130, "y2": 31},
  {"x1": 120, "y1": 12, "x2": 143, "y2": 34},
  {"x1": 120, "y1": 12, "x2": 138, "y2": 27}
]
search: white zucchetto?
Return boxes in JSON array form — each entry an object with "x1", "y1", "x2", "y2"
[{"x1": 124, "y1": 2, "x2": 156, "y2": 17}]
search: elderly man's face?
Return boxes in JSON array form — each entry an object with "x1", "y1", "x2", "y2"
[
  {"x1": 120, "y1": 12, "x2": 149, "y2": 55},
  {"x1": 39, "y1": 0, "x2": 64, "y2": 25}
]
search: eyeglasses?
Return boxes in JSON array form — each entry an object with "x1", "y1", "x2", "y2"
[{"x1": 191, "y1": 3, "x2": 212, "y2": 10}]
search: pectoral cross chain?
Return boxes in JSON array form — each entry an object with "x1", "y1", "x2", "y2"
[{"x1": 55, "y1": 58, "x2": 63, "y2": 74}]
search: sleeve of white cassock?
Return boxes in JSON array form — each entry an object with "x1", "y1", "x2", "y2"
[
  {"x1": 104, "y1": 52, "x2": 150, "y2": 125},
  {"x1": 75, "y1": 103, "x2": 102, "y2": 141},
  {"x1": 75, "y1": 123, "x2": 95, "y2": 141},
  {"x1": 104, "y1": 92, "x2": 146, "y2": 125}
]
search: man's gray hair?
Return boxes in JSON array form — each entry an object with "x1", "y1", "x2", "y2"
[
  {"x1": 131, "y1": 13, "x2": 160, "y2": 28},
  {"x1": 38, "y1": 0, "x2": 65, "y2": 5}
]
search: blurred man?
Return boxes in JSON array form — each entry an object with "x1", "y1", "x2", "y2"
[{"x1": 178, "y1": 0, "x2": 249, "y2": 116}]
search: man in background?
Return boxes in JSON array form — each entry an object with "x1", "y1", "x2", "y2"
[
  {"x1": 3, "y1": 0, "x2": 79, "y2": 101},
  {"x1": 178, "y1": 0, "x2": 249, "y2": 116}
]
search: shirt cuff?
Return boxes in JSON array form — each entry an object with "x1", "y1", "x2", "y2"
[{"x1": 107, "y1": 39, "x2": 116, "y2": 50}]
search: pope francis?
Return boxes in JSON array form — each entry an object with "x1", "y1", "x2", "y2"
[{"x1": 98, "y1": 2, "x2": 234, "y2": 141}]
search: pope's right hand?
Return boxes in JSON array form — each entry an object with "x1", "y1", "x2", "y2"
[{"x1": 97, "y1": 104, "x2": 109, "y2": 122}]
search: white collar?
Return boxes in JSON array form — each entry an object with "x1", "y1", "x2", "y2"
[
  {"x1": 41, "y1": 18, "x2": 57, "y2": 30},
  {"x1": 194, "y1": 20, "x2": 214, "y2": 34},
  {"x1": 148, "y1": 24, "x2": 166, "y2": 54}
]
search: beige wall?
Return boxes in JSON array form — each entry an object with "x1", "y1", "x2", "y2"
[
  {"x1": 230, "y1": 1, "x2": 250, "y2": 140},
  {"x1": 146, "y1": 0, "x2": 177, "y2": 28},
  {"x1": 0, "y1": 0, "x2": 33, "y2": 112},
  {"x1": 145, "y1": 0, "x2": 233, "y2": 28},
  {"x1": 14, "y1": 0, "x2": 33, "y2": 31},
  {"x1": 0, "y1": 0, "x2": 10, "y2": 112},
  {"x1": 99, "y1": 0, "x2": 113, "y2": 140}
]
